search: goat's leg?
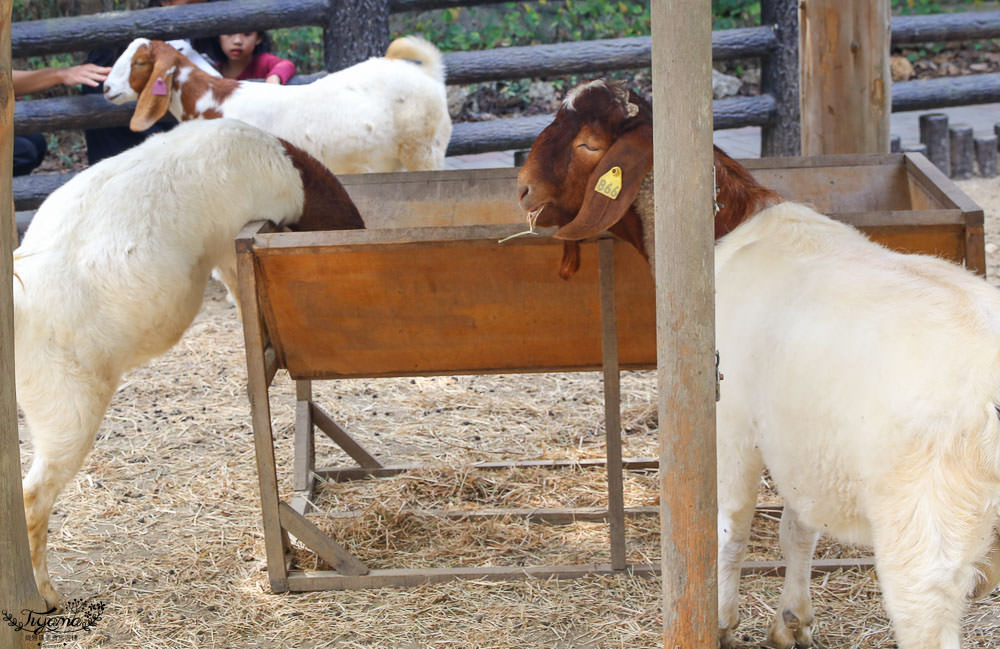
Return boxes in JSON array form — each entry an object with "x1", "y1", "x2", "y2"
[
  {"x1": 871, "y1": 498, "x2": 989, "y2": 649},
  {"x1": 716, "y1": 438, "x2": 763, "y2": 649},
  {"x1": 971, "y1": 529, "x2": 1000, "y2": 600},
  {"x1": 20, "y1": 376, "x2": 114, "y2": 609},
  {"x1": 765, "y1": 506, "x2": 819, "y2": 649}
]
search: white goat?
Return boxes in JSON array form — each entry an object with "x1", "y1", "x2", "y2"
[
  {"x1": 165, "y1": 38, "x2": 221, "y2": 78},
  {"x1": 516, "y1": 80, "x2": 1000, "y2": 649},
  {"x1": 102, "y1": 36, "x2": 451, "y2": 174},
  {"x1": 17, "y1": 118, "x2": 364, "y2": 608}
]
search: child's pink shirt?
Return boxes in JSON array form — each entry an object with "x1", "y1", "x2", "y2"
[{"x1": 235, "y1": 53, "x2": 296, "y2": 84}]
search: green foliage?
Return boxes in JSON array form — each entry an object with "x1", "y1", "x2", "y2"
[
  {"x1": 892, "y1": 0, "x2": 946, "y2": 14},
  {"x1": 401, "y1": 0, "x2": 650, "y2": 52},
  {"x1": 271, "y1": 27, "x2": 325, "y2": 75},
  {"x1": 711, "y1": 0, "x2": 760, "y2": 29}
]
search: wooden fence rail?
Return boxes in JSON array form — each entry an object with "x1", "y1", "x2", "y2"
[{"x1": 9, "y1": 0, "x2": 1000, "y2": 209}]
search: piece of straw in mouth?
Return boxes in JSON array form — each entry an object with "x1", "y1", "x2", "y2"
[{"x1": 498, "y1": 205, "x2": 543, "y2": 244}]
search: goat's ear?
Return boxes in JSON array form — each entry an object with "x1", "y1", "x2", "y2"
[
  {"x1": 130, "y1": 57, "x2": 175, "y2": 132},
  {"x1": 554, "y1": 122, "x2": 653, "y2": 241},
  {"x1": 557, "y1": 241, "x2": 581, "y2": 280}
]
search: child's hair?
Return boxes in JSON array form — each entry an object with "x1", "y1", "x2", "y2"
[{"x1": 199, "y1": 31, "x2": 273, "y2": 65}]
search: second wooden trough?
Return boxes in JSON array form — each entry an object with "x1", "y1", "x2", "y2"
[{"x1": 236, "y1": 153, "x2": 983, "y2": 592}]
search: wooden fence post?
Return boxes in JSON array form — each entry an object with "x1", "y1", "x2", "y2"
[
  {"x1": 323, "y1": 0, "x2": 390, "y2": 71},
  {"x1": 0, "y1": 0, "x2": 49, "y2": 646},
  {"x1": 760, "y1": 0, "x2": 800, "y2": 157},
  {"x1": 651, "y1": 0, "x2": 717, "y2": 646},
  {"x1": 800, "y1": 0, "x2": 891, "y2": 154}
]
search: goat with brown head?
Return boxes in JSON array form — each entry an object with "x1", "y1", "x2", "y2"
[
  {"x1": 517, "y1": 81, "x2": 652, "y2": 277},
  {"x1": 517, "y1": 80, "x2": 779, "y2": 276}
]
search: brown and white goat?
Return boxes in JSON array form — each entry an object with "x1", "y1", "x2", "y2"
[
  {"x1": 103, "y1": 36, "x2": 451, "y2": 174},
  {"x1": 17, "y1": 118, "x2": 364, "y2": 608},
  {"x1": 517, "y1": 80, "x2": 1000, "y2": 649}
]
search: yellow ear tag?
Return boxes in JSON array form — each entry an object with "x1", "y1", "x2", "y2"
[{"x1": 594, "y1": 166, "x2": 622, "y2": 199}]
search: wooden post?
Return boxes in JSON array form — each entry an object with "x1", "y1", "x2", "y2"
[
  {"x1": 0, "y1": 0, "x2": 49, "y2": 646},
  {"x1": 800, "y1": 0, "x2": 891, "y2": 154},
  {"x1": 975, "y1": 135, "x2": 998, "y2": 178},
  {"x1": 920, "y1": 113, "x2": 950, "y2": 174},
  {"x1": 760, "y1": 0, "x2": 801, "y2": 157},
  {"x1": 949, "y1": 124, "x2": 974, "y2": 180},
  {"x1": 651, "y1": 1, "x2": 717, "y2": 647},
  {"x1": 323, "y1": 0, "x2": 390, "y2": 71}
]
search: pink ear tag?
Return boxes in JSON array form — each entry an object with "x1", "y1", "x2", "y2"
[{"x1": 152, "y1": 77, "x2": 168, "y2": 96}]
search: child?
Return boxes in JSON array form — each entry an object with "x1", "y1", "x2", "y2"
[{"x1": 207, "y1": 31, "x2": 296, "y2": 84}]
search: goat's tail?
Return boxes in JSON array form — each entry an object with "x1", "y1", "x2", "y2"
[{"x1": 385, "y1": 36, "x2": 445, "y2": 84}]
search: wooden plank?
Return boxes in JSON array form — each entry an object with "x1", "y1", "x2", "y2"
[
  {"x1": 253, "y1": 233, "x2": 658, "y2": 380},
  {"x1": 315, "y1": 457, "x2": 661, "y2": 482},
  {"x1": 863, "y1": 226, "x2": 966, "y2": 264},
  {"x1": 310, "y1": 403, "x2": 383, "y2": 469},
  {"x1": 598, "y1": 240, "x2": 627, "y2": 571},
  {"x1": 283, "y1": 556, "x2": 876, "y2": 591},
  {"x1": 0, "y1": 0, "x2": 51, "y2": 643},
  {"x1": 236, "y1": 229, "x2": 290, "y2": 594},
  {"x1": 321, "y1": 505, "x2": 662, "y2": 524},
  {"x1": 652, "y1": 0, "x2": 717, "y2": 645},
  {"x1": 337, "y1": 168, "x2": 522, "y2": 230},
  {"x1": 299, "y1": 503, "x2": 786, "y2": 524},
  {"x1": 800, "y1": 0, "x2": 891, "y2": 154},
  {"x1": 904, "y1": 152, "x2": 984, "y2": 218},
  {"x1": 12, "y1": 0, "x2": 327, "y2": 57},
  {"x1": 750, "y1": 162, "x2": 911, "y2": 213},
  {"x1": 293, "y1": 381, "x2": 315, "y2": 493},
  {"x1": 290, "y1": 493, "x2": 313, "y2": 517},
  {"x1": 277, "y1": 502, "x2": 369, "y2": 576},
  {"x1": 286, "y1": 563, "x2": 662, "y2": 591}
]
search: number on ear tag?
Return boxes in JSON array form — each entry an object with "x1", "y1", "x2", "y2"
[
  {"x1": 594, "y1": 166, "x2": 622, "y2": 199},
  {"x1": 152, "y1": 77, "x2": 168, "y2": 96}
]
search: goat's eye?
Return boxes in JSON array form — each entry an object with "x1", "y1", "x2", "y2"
[{"x1": 576, "y1": 143, "x2": 600, "y2": 152}]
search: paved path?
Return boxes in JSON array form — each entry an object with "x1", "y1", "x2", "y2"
[{"x1": 445, "y1": 102, "x2": 1000, "y2": 168}]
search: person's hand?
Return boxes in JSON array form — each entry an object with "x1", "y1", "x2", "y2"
[
  {"x1": 265, "y1": 74, "x2": 282, "y2": 84},
  {"x1": 60, "y1": 63, "x2": 111, "y2": 87}
]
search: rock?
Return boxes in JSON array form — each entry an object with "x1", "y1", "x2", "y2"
[
  {"x1": 740, "y1": 68, "x2": 761, "y2": 86},
  {"x1": 987, "y1": 242, "x2": 998, "y2": 255},
  {"x1": 527, "y1": 80, "x2": 558, "y2": 107},
  {"x1": 446, "y1": 85, "x2": 470, "y2": 119},
  {"x1": 890, "y1": 55, "x2": 915, "y2": 81},
  {"x1": 712, "y1": 69, "x2": 742, "y2": 99}
]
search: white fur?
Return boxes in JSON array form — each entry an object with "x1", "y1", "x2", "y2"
[
  {"x1": 166, "y1": 39, "x2": 221, "y2": 78},
  {"x1": 16, "y1": 119, "x2": 314, "y2": 608},
  {"x1": 104, "y1": 36, "x2": 451, "y2": 174},
  {"x1": 635, "y1": 196, "x2": 1000, "y2": 649}
]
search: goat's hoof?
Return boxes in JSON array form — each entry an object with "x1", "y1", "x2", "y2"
[
  {"x1": 764, "y1": 609, "x2": 813, "y2": 649},
  {"x1": 719, "y1": 626, "x2": 738, "y2": 649},
  {"x1": 37, "y1": 580, "x2": 60, "y2": 611}
]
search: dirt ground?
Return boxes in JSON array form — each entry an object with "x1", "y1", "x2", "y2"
[{"x1": 12, "y1": 174, "x2": 1000, "y2": 648}]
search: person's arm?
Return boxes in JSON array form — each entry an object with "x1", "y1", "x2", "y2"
[
  {"x1": 13, "y1": 63, "x2": 110, "y2": 96},
  {"x1": 256, "y1": 53, "x2": 296, "y2": 84}
]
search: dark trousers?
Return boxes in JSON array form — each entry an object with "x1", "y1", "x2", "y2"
[{"x1": 13, "y1": 133, "x2": 47, "y2": 176}]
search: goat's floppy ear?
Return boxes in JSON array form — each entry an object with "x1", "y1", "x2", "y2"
[
  {"x1": 130, "y1": 57, "x2": 175, "y2": 132},
  {"x1": 554, "y1": 122, "x2": 653, "y2": 241}
]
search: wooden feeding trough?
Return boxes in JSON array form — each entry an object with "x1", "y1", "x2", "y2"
[{"x1": 236, "y1": 152, "x2": 983, "y2": 593}]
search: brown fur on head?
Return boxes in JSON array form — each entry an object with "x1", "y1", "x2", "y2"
[
  {"x1": 712, "y1": 146, "x2": 781, "y2": 238},
  {"x1": 517, "y1": 80, "x2": 781, "y2": 277},
  {"x1": 277, "y1": 139, "x2": 366, "y2": 232},
  {"x1": 516, "y1": 81, "x2": 652, "y2": 277},
  {"x1": 128, "y1": 41, "x2": 185, "y2": 132},
  {"x1": 127, "y1": 40, "x2": 237, "y2": 132}
]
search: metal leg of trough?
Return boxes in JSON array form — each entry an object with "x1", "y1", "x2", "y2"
[{"x1": 598, "y1": 237, "x2": 627, "y2": 570}]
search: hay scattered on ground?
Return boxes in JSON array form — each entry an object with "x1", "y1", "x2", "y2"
[{"x1": 13, "y1": 176, "x2": 1000, "y2": 648}]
